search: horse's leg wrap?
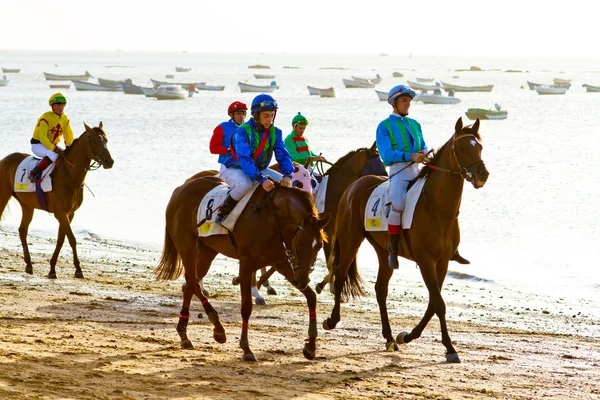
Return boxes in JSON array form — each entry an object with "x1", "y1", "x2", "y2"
[{"x1": 177, "y1": 312, "x2": 193, "y2": 349}]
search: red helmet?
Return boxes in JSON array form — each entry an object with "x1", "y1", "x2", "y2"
[{"x1": 228, "y1": 101, "x2": 248, "y2": 114}]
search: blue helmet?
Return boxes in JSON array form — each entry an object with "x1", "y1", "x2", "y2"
[
  {"x1": 387, "y1": 85, "x2": 416, "y2": 105},
  {"x1": 251, "y1": 94, "x2": 278, "y2": 113}
]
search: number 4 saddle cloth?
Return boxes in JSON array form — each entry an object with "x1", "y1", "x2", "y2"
[
  {"x1": 14, "y1": 156, "x2": 56, "y2": 193},
  {"x1": 364, "y1": 176, "x2": 427, "y2": 232},
  {"x1": 197, "y1": 183, "x2": 259, "y2": 237}
]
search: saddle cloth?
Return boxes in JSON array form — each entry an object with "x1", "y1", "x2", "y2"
[
  {"x1": 14, "y1": 156, "x2": 55, "y2": 192},
  {"x1": 364, "y1": 176, "x2": 427, "y2": 231},
  {"x1": 314, "y1": 176, "x2": 329, "y2": 214},
  {"x1": 197, "y1": 182, "x2": 259, "y2": 237}
]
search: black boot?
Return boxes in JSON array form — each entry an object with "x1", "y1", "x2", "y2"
[
  {"x1": 387, "y1": 233, "x2": 400, "y2": 269},
  {"x1": 215, "y1": 195, "x2": 238, "y2": 225},
  {"x1": 450, "y1": 249, "x2": 470, "y2": 265},
  {"x1": 28, "y1": 156, "x2": 53, "y2": 182}
]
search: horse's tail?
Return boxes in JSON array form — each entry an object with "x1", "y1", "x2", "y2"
[
  {"x1": 154, "y1": 226, "x2": 182, "y2": 281},
  {"x1": 0, "y1": 156, "x2": 14, "y2": 221},
  {"x1": 329, "y1": 234, "x2": 366, "y2": 302}
]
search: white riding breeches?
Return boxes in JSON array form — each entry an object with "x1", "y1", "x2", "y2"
[
  {"x1": 388, "y1": 162, "x2": 419, "y2": 226},
  {"x1": 220, "y1": 167, "x2": 283, "y2": 201},
  {"x1": 31, "y1": 144, "x2": 59, "y2": 162}
]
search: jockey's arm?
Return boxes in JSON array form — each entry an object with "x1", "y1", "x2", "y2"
[
  {"x1": 37, "y1": 120, "x2": 56, "y2": 151},
  {"x1": 232, "y1": 129, "x2": 262, "y2": 181},
  {"x1": 63, "y1": 118, "x2": 74, "y2": 146},
  {"x1": 209, "y1": 125, "x2": 227, "y2": 154},
  {"x1": 273, "y1": 131, "x2": 294, "y2": 178}
]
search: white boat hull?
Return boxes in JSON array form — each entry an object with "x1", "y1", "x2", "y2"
[
  {"x1": 254, "y1": 74, "x2": 275, "y2": 79},
  {"x1": 238, "y1": 82, "x2": 278, "y2": 92},
  {"x1": 375, "y1": 90, "x2": 387, "y2": 101},
  {"x1": 0, "y1": 80, "x2": 9, "y2": 87},
  {"x1": 343, "y1": 79, "x2": 375, "y2": 88},
  {"x1": 414, "y1": 94, "x2": 460, "y2": 104},
  {"x1": 441, "y1": 82, "x2": 494, "y2": 92},
  {"x1": 44, "y1": 71, "x2": 92, "y2": 81},
  {"x1": 72, "y1": 81, "x2": 122, "y2": 92},
  {"x1": 407, "y1": 81, "x2": 441, "y2": 91},
  {"x1": 155, "y1": 85, "x2": 187, "y2": 100},
  {"x1": 196, "y1": 85, "x2": 225, "y2": 91},
  {"x1": 352, "y1": 76, "x2": 382, "y2": 84},
  {"x1": 319, "y1": 88, "x2": 336, "y2": 98},
  {"x1": 535, "y1": 86, "x2": 567, "y2": 95},
  {"x1": 307, "y1": 86, "x2": 320, "y2": 95}
]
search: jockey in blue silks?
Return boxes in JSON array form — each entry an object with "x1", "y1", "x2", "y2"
[{"x1": 216, "y1": 93, "x2": 294, "y2": 224}]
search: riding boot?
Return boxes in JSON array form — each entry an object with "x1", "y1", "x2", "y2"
[
  {"x1": 28, "y1": 156, "x2": 53, "y2": 182},
  {"x1": 215, "y1": 195, "x2": 239, "y2": 225},
  {"x1": 387, "y1": 233, "x2": 400, "y2": 269},
  {"x1": 450, "y1": 249, "x2": 470, "y2": 265}
]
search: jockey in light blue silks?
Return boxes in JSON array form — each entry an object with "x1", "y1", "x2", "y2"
[
  {"x1": 216, "y1": 93, "x2": 294, "y2": 225},
  {"x1": 376, "y1": 85, "x2": 429, "y2": 269}
]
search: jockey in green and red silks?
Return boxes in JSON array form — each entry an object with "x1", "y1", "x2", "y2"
[{"x1": 215, "y1": 94, "x2": 294, "y2": 225}]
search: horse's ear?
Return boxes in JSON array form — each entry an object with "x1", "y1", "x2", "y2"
[
  {"x1": 472, "y1": 119, "x2": 480, "y2": 133},
  {"x1": 317, "y1": 212, "x2": 331, "y2": 229},
  {"x1": 369, "y1": 141, "x2": 377, "y2": 152},
  {"x1": 83, "y1": 122, "x2": 91, "y2": 132},
  {"x1": 99, "y1": 121, "x2": 103, "y2": 129},
  {"x1": 455, "y1": 117, "x2": 463, "y2": 133}
]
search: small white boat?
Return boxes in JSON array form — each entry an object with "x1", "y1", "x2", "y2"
[
  {"x1": 416, "y1": 77, "x2": 434, "y2": 82},
  {"x1": 342, "y1": 79, "x2": 375, "y2": 88},
  {"x1": 155, "y1": 85, "x2": 187, "y2": 100},
  {"x1": 352, "y1": 74, "x2": 382, "y2": 84},
  {"x1": 319, "y1": 87, "x2": 336, "y2": 98},
  {"x1": 72, "y1": 80, "x2": 122, "y2": 92},
  {"x1": 414, "y1": 90, "x2": 461, "y2": 104},
  {"x1": 44, "y1": 71, "x2": 92, "y2": 81},
  {"x1": 49, "y1": 83, "x2": 71, "y2": 89},
  {"x1": 553, "y1": 78, "x2": 571, "y2": 85},
  {"x1": 0, "y1": 75, "x2": 9, "y2": 87},
  {"x1": 176, "y1": 67, "x2": 191, "y2": 72},
  {"x1": 441, "y1": 82, "x2": 494, "y2": 92},
  {"x1": 141, "y1": 87, "x2": 157, "y2": 97},
  {"x1": 406, "y1": 80, "x2": 441, "y2": 91},
  {"x1": 307, "y1": 86, "x2": 320, "y2": 95},
  {"x1": 150, "y1": 79, "x2": 206, "y2": 89},
  {"x1": 375, "y1": 90, "x2": 388, "y2": 101},
  {"x1": 2, "y1": 68, "x2": 20, "y2": 73},
  {"x1": 485, "y1": 113, "x2": 508, "y2": 120},
  {"x1": 392, "y1": 71, "x2": 404, "y2": 78},
  {"x1": 195, "y1": 84, "x2": 225, "y2": 91},
  {"x1": 535, "y1": 86, "x2": 567, "y2": 95},
  {"x1": 238, "y1": 81, "x2": 279, "y2": 93},
  {"x1": 254, "y1": 74, "x2": 275, "y2": 79},
  {"x1": 582, "y1": 83, "x2": 600, "y2": 93}
]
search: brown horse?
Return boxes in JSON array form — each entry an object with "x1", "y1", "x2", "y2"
[
  {"x1": 0, "y1": 123, "x2": 114, "y2": 278},
  {"x1": 154, "y1": 176, "x2": 329, "y2": 361},
  {"x1": 323, "y1": 118, "x2": 489, "y2": 362}
]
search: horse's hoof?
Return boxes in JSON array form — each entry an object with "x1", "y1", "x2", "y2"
[
  {"x1": 255, "y1": 297, "x2": 266, "y2": 306},
  {"x1": 303, "y1": 346, "x2": 316, "y2": 360},
  {"x1": 386, "y1": 340, "x2": 399, "y2": 352},
  {"x1": 315, "y1": 282, "x2": 324, "y2": 294},
  {"x1": 25, "y1": 266, "x2": 33, "y2": 275},
  {"x1": 213, "y1": 330, "x2": 227, "y2": 344},
  {"x1": 322, "y1": 319, "x2": 333, "y2": 331},
  {"x1": 232, "y1": 276, "x2": 240, "y2": 286},
  {"x1": 181, "y1": 340, "x2": 194, "y2": 349},
  {"x1": 266, "y1": 287, "x2": 277, "y2": 296},
  {"x1": 74, "y1": 271, "x2": 84, "y2": 279},
  {"x1": 446, "y1": 353, "x2": 461, "y2": 363},
  {"x1": 242, "y1": 353, "x2": 257, "y2": 362},
  {"x1": 47, "y1": 272, "x2": 57, "y2": 279},
  {"x1": 395, "y1": 331, "x2": 409, "y2": 345}
]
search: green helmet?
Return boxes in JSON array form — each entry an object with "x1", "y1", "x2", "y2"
[
  {"x1": 292, "y1": 112, "x2": 309, "y2": 126},
  {"x1": 49, "y1": 92, "x2": 67, "y2": 106}
]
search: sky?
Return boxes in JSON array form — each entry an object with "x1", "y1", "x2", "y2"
[{"x1": 1, "y1": 0, "x2": 596, "y2": 57}]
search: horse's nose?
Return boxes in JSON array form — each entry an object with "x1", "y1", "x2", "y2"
[{"x1": 104, "y1": 159, "x2": 114, "y2": 169}]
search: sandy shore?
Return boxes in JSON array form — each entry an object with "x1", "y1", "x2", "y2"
[{"x1": 1, "y1": 229, "x2": 599, "y2": 400}]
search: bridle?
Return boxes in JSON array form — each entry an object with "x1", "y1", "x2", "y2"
[
  {"x1": 426, "y1": 133, "x2": 484, "y2": 182},
  {"x1": 86, "y1": 130, "x2": 109, "y2": 171}
]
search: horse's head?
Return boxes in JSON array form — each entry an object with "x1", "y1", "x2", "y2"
[
  {"x1": 328, "y1": 142, "x2": 387, "y2": 178},
  {"x1": 453, "y1": 118, "x2": 489, "y2": 188},
  {"x1": 289, "y1": 212, "x2": 330, "y2": 290},
  {"x1": 361, "y1": 141, "x2": 388, "y2": 177},
  {"x1": 83, "y1": 122, "x2": 114, "y2": 169}
]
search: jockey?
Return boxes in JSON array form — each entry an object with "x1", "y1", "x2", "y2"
[
  {"x1": 209, "y1": 101, "x2": 247, "y2": 174},
  {"x1": 376, "y1": 84, "x2": 429, "y2": 269},
  {"x1": 28, "y1": 93, "x2": 74, "y2": 182},
  {"x1": 215, "y1": 93, "x2": 294, "y2": 225}
]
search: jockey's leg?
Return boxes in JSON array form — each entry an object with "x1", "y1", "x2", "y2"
[
  {"x1": 387, "y1": 162, "x2": 418, "y2": 269},
  {"x1": 29, "y1": 144, "x2": 58, "y2": 182},
  {"x1": 216, "y1": 168, "x2": 252, "y2": 224}
]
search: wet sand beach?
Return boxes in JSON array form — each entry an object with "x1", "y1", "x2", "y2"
[{"x1": 1, "y1": 229, "x2": 599, "y2": 400}]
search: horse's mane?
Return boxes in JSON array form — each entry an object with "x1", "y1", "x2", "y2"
[
  {"x1": 272, "y1": 186, "x2": 318, "y2": 216},
  {"x1": 325, "y1": 147, "x2": 367, "y2": 176}
]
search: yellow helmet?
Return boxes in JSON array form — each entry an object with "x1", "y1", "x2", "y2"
[{"x1": 49, "y1": 93, "x2": 67, "y2": 106}]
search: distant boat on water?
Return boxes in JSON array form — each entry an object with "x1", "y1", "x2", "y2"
[
  {"x1": 254, "y1": 74, "x2": 275, "y2": 79},
  {"x1": 582, "y1": 83, "x2": 600, "y2": 93},
  {"x1": 49, "y1": 83, "x2": 71, "y2": 89},
  {"x1": 72, "y1": 81, "x2": 123, "y2": 92},
  {"x1": 342, "y1": 79, "x2": 375, "y2": 88},
  {"x1": 121, "y1": 83, "x2": 147, "y2": 95},
  {"x1": 375, "y1": 90, "x2": 388, "y2": 101},
  {"x1": 353, "y1": 74, "x2": 382, "y2": 84},
  {"x1": 150, "y1": 78, "x2": 206, "y2": 89},
  {"x1": 534, "y1": 86, "x2": 567, "y2": 95},
  {"x1": 248, "y1": 64, "x2": 271, "y2": 69},
  {"x1": 238, "y1": 81, "x2": 279, "y2": 93},
  {"x1": 2, "y1": 68, "x2": 20, "y2": 73},
  {"x1": 407, "y1": 80, "x2": 441, "y2": 91},
  {"x1": 392, "y1": 71, "x2": 404, "y2": 78},
  {"x1": 176, "y1": 67, "x2": 191, "y2": 72},
  {"x1": 441, "y1": 81, "x2": 494, "y2": 92},
  {"x1": 307, "y1": 86, "x2": 335, "y2": 97},
  {"x1": 0, "y1": 75, "x2": 9, "y2": 87},
  {"x1": 44, "y1": 71, "x2": 93, "y2": 81},
  {"x1": 155, "y1": 85, "x2": 187, "y2": 100},
  {"x1": 98, "y1": 77, "x2": 132, "y2": 86}
]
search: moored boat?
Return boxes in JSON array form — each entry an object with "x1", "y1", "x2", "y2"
[
  {"x1": 415, "y1": 77, "x2": 434, "y2": 82},
  {"x1": 248, "y1": 64, "x2": 270, "y2": 69},
  {"x1": 176, "y1": 67, "x2": 191, "y2": 72},
  {"x1": 2, "y1": 68, "x2": 20, "y2": 73},
  {"x1": 319, "y1": 87, "x2": 336, "y2": 98},
  {"x1": 582, "y1": 83, "x2": 600, "y2": 93},
  {"x1": 141, "y1": 87, "x2": 157, "y2": 97},
  {"x1": 150, "y1": 78, "x2": 206, "y2": 89},
  {"x1": 72, "y1": 80, "x2": 123, "y2": 92},
  {"x1": 121, "y1": 83, "x2": 146, "y2": 95},
  {"x1": 441, "y1": 81, "x2": 494, "y2": 92},
  {"x1": 44, "y1": 71, "x2": 93, "y2": 81},
  {"x1": 195, "y1": 84, "x2": 226, "y2": 91},
  {"x1": 342, "y1": 78, "x2": 375, "y2": 88},
  {"x1": 375, "y1": 90, "x2": 388, "y2": 101},
  {"x1": 465, "y1": 107, "x2": 508, "y2": 120},
  {"x1": 352, "y1": 74, "x2": 382, "y2": 84},
  {"x1": 414, "y1": 90, "x2": 461, "y2": 104},
  {"x1": 98, "y1": 77, "x2": 132, "y2": 86},
  {"x1": 254, "y1": 74, "x2": 275, "y2": 79},
  {"x1": 392, "y1": 71, "x2": 404, "y2": 78},
  {"x1": 0, "y1": 75, "x2": 9, "y2": 87},
  {"x1": 535, "y1": 86, "x2": 567, "y2": 95},
  {"x1": 49, "y1": 83, "x2": 71, "y2": 89},
  {"x1": 406, "y1": 80, "x2": 442, "y2": 91},
  {"x1": 307, "y1": 86, "x2": 320, "y2": 95},
  {"x1": 238, "y1": 81, "x2": 279, "y2": 93},
  {"x1": 155, "y1": 85, "x2": 187, "y2": 100}
]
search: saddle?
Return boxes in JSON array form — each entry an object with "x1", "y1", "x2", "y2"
[
  {"x1": 14, "y1": 156, "x2": 55, "y2": 193},
  {"x1": 197, "y1": 183, "x2": 259, "y2": 236}
]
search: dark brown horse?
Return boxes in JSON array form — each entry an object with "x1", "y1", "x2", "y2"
[
  {"x1": 0, "y1": 123, "x2": 114, "y2": 278},
  {"x1": 323, "y1": 118, "x2": 489, "y2": 362},
  {"x1": 154, "y1": 176, "x2": 329, "y2": 361}
]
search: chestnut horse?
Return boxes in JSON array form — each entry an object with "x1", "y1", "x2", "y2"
[
  {"x1": 154, "y1": 176, "x2": 329, "y2": 361},
  {"x1": 323, "y1": 118, "x2": 489, "y2": 362},
  {"x1": 0, "y1": 123, "x2": 114, "y2": 278}
]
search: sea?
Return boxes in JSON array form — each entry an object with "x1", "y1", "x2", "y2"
[{"x1": 1, "y1": 50, "x2": 599, "y2": 332}]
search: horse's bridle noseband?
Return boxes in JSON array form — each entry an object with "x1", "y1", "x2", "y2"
[
  {"x1": 86, "y1": 131, "x2": 109, "y2": 170},
  {"x1": 451, "y1": 133, "x2": 484, "y2": 182}
]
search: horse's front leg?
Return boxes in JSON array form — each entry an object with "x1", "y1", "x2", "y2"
[
  {"x1": 53, "y1": 211, "x2": 82, "y2": 278},
  {"x1": 275, "y1": 261, "x2": 318, "y2": 360},
  {"x1": 49, "y1": 212, "x2": 74, "y2": 279},
  {"x1": 373, "y1": 245, "x2": 398, "y2": 351},
  {"x1": 17, "y1": 206, "x2": 34, "y2": 275},
  {"x1": 238, "y1": 261, "x2": 256, "y2": 361}
]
